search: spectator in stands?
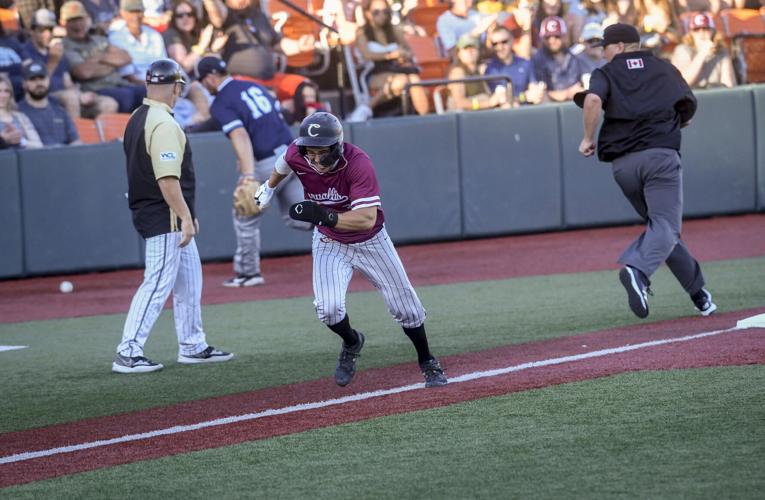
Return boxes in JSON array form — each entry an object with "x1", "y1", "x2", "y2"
[
  {"x1": 109, "y1": 0, "x2": 167, "y2": 82},
  {"x1": 484, "y1": 26, "x2": 543, "y2": 105},
  {"x1": 80, "y1": 0, "x2": 121, "y2": 34},
  {"x1": 21, "y1": 8, "x2": 119, "y2": 119},
  {"x1": 0, "y1": 22, "x2": 25, "y2": 101},
  {"x1": 671, "y1": 11, "x2": 736, "y2": 88},
  {"x1": 350, "y1": 0, "x2": 430, "y2": 120},
  {"x1": 446, "y1": 34, "x2": 510, "y2": 111},
  {"x1": 0, "y1": 73, "x2": 43, "y2": 149},
  {"x1": 638, "y1": 0, "x2": 680, "y2": 56},
  {"x1": 322, "y1": 0, "x2": 364, "y2": 46},
  {"x1": 280, "y1": 78, "x2": 326, "y2": 125},
  {"x1": 14, "y1": 0, "x2": 57, "y2": 31},
  {"x1": 143, "y1": 0, "x2": 172, "y2": 30},
  {"x1": 603, "y1": 0, "x2": 640, "y2": 28},
  {"x1": 509, "y1": 0, "x2": 537, "y2": 59},
  {"x1": 581, "y1": 0, "x2": 607, "y2": 26},
  {"x1": 533, "y1": 0, "x2": 584, "y2": 46},
  {"x1": 62, "y1": 0, "x2": 146, "y2": 113},
  {"x1": 17, "y1": 61, "x2": 81, "y2": 146},
  {"x1": 203, "y1": 0, "x2": 314, "y2": 81},
  {"x1": 574, "y1": 21, "x2": 605, "y2": 87},
  {"x1": 530, "y1": 16, "x2": 585, "y2": 102},
  {"x1": 164, "y1": 0, "x2": 213, "y2": 74},
  {"x1": 436, "y1": 0, "x2": 499, "y2": 55}
]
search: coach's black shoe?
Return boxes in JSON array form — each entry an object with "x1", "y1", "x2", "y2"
[
  {"x1": 335, "y1": 331, "x2": 365, "y2": 387},
  {"x1": 112, "y1": 354, "x2": 163, "y2": 374},
  {"x1": 691, "y1": 288, "x2": 717, "y2": 316},
  {"x1": 619, "y1": 266, "x2": 651, "y2": 319},
  {"x1": 177, "y1": 346, "x2": 234, "y2": 364},
  {"x1": 420, "y1": 358, "x2": 448, "y2": 388}
]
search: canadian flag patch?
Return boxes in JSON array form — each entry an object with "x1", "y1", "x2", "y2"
[{"x1": 626, "y1": 58, "x2": 644, "y2": 69}]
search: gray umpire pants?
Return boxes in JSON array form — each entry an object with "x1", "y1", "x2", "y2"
[
  {"x1": 233, "y1": 147, "x2": 312, "y2": 277},
  {"x1": 611, "y1": 147, "x2": 705, "y2": 295}
]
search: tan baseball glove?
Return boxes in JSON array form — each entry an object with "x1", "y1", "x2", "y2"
[{"x1": 233, "y1": 178, "x2": 262, "y2": 217}]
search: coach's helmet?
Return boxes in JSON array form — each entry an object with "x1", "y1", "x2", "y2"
[
  {"x1": 295, "y1": 112, "x2": 344, "y2": 173},
  {"x1": 146, "y1": 58, "x2": 185, "y2": 86}
]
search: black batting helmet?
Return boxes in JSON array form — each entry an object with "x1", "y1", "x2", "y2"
[
  {"x1": 146, "y1": 58, "x2": 185, "y2": 85},
  {"x1": 295, "y1": 112, "x2": 344, "y2": 171}
]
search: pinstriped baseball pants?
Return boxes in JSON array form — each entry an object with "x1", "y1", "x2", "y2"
[
  {"x1": 312, "y1": 227, "x2": 426, "y2": 328},
  {"x1": 117, "y1": 232, "x2": 208, "y2": 358}
]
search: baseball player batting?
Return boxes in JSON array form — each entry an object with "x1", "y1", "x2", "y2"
[{"x1": 254, "y1": 112, "x2": 447, "y2": 388}]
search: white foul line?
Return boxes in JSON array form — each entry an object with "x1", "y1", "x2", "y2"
[
  {"x1": 0, "y1": 346, "x2": 27, "y2": 353},
  {"x1": 0, "y1": 321, "x2": 759, "y2": 466}
]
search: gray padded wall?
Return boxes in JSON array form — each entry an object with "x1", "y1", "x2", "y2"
[
  {"x1": 460, "y1": 106, "x2": 562, "y2": 236},
  {"x1": 754, "y1": 85, "x2": 765, "y2": 211},
  {"x1": 680, "y1": 87, "x2": 757, "y2": 216},
  {"x1": 0, "y1": 151, "x2": 23, "y2": 278},
  {"x1": 558, "y1": 103, "x2": 640, "y2": 227},
  {"x1": 350, "y1": 114, "x2": 462, "y2": 242},
  {"x1": 19, "y1": 144, "x2": 141, "y2": 274}
]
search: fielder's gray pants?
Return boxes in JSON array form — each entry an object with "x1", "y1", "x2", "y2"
[
  {"x1": 612, "y1": 147, "x2": 705, "y2": 295},
  {"x1": 233, "y1": 148, "x2": 312, "y2": 276}
]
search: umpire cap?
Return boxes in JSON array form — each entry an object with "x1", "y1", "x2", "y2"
[
  {"x1": 146, "y1": 58, "x2": 185, "y2": 85},
  {"x1": 595, "y1": 23, "x2": 640, "y2": 47}
]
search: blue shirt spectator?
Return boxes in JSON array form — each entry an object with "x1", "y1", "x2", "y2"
[
  {"x1": 17, "y1": 61, "x2": 80, "y2": 146},
  {"x1": 530, "y1": 16, "x2": 585, "y2": 101},
  {"x1": 108, "y1": 0, "x2": 168, "y2": 82},
  {"x1": 20, "y1": 9, "x2": 70, "y2": 94},
  {"x1": 484, "y1": 27, "x2": 533, "y2": 98}
]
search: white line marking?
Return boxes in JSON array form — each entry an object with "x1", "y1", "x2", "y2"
[
  {"x1": 1, "y1": 318, "x2": 761, "y2": 466},
  {"x1": 0, "y1": 346, "x2": 27, "y2": 353}
]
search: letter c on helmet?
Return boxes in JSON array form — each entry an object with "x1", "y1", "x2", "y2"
[{"x1": 308, "y1": 124, "x2": 320, "y2": 137}]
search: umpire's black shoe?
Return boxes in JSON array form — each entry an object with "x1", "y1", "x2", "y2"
[
  {"x1": 619, "y1": 266, "x2": 651, "y2": 319},
  {"x1": 420, "y1": 358, "x2": 448, "y2": 388},
  {"x1": 691, "y1": 288, "x2": 718, "y2": 316},
  {"x1": 335, "y1": 331, "x2": 365, "y2": 387}
]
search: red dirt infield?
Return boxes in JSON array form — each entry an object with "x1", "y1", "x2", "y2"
[
  {"x1": 1, "y1": 214, "x2": 764, "y2": 324},
  {"x1": 1, "y1": 307, "x2": 763, "y2": 487}
]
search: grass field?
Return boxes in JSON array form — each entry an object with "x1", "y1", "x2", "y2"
[{"x1": 1, "y1": 256, "x2": 764, "y2": 497}]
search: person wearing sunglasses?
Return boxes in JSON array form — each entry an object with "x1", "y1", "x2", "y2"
[
  {"x1": 483, "y1": 26, "x2": 539, "y2": 105},
  {"x1": 574, "y1": 21, "x2": 606, "y2": 87}
]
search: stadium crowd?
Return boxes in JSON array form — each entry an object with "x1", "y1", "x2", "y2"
[{"x1": 0, "y1": 0, "x2": 762, "y2": 147}]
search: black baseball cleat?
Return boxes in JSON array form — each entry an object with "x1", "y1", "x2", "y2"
[
  {"x1": 691, "y1": 288, "x2": 717, "y2": 316},
  {"x1": 112, "y1": 354, "x2": 163, "y2": 374},
  {"x1": 335, "y1": 331, "x2": 365, "y2": 387},
  {"x1": 177, "y1": 346, "x2": 234, "y2": 364},
  {"x1": 619, "y1": 266, "x2": 651, "y2": 319},
  {"x1": 420, "y1": 358, "x2": 448, "y2": 388}
]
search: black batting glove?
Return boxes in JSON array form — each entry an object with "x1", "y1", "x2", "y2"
[{"x1": 289, "y1": 201, "x2": 338, "y2": 228}]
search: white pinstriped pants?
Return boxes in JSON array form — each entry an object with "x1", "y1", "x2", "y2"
[
  {"x1": 312, "y1": 227, "x2": 426, "y2": 328},
  {"x1": 117, "y1": 232, "x2": 208, "y2": 358}
]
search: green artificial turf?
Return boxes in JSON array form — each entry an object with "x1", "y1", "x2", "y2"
[
  {"x1": 5, "y1": 366, "x2": 763, "y2": 499},
  {"x1": 0, "y1": 256, "x2": 763, "y2": 433}
]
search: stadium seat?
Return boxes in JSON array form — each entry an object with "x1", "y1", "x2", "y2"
[
  {"x1": 407, "y1": 3, "x2": 449, "y2": 38},
  {"x1": 0, "y1": 7, "x2": 19, "y2": 33},
  {"x1": 719, "y1": 9, "x2": 765, "y2": 84},
  {"x1": 404, "y1": 33, "x2": 451, "y2": 80},
  {"x1": 73, "y1": 118, "x2": 102, "y2": 144},
  {"x1": 95, "y1": 113, "x2": 131, "y2": 142},
  {"x1": 271, "y1": 0, "x2": 331, "y2": 76}
]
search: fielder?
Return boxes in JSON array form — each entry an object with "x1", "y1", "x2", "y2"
[
  {"x1": 113, "y1": 59, "x2": 233, "y2": 373},
  {"x1": 255, "y1": 112, "x2": 447, "y2": 388},
  {"x1": 575, "y1": 24, "x2": 717, "y2": 319},
  {"x1": 196, "y1": 56, "x2": 311, "y2": 288}
]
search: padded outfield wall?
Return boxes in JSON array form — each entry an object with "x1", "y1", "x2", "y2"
[{"x1": 1, "y1": 85, "x2": 762, "y2": 278}]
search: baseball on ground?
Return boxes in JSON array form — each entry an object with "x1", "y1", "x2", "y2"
[{"x1": 59, "y1": 281, "x2": 74, "y2": 294}]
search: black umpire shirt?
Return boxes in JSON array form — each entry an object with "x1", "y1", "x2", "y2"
[
  {"x1": 574, "y1": 50, "x2": 697, "y2": 162},
  {"x1": 124, "y1": 98, "x2": 196, "y2": 239}
]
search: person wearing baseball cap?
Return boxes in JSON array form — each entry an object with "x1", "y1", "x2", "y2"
[
  {"x1": 574, "y1": 23, "x2": 717, "y2": 319},
  {"x1": 575, "y1": 22, "x2": 606, "y2": 87},
  {"x1": 670, "y1": 12, "x2": 736, "y2": 89},
  {"x1": 17, "y1": 61, "x2": 81, "y2": 146},
  {"x1": 530, "y1": 16, "x2": 585, "y2": 102}
]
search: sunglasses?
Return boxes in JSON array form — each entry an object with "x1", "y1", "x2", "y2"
[
  {"x1": 491, "y1": 39, "x2": 511, "y2": 47},
  {"x1": 175, "y1": 11, "x2": 194, "y2": 18},
  {"x1": 371, "y1": 9, "x2": 390, "y2": 15},
  {"x1": 586, "y1": 38, "x2": 602, "y2": 45},
  {"x1": 34, "y1": 26, "x2": 54, "y2": 32}
]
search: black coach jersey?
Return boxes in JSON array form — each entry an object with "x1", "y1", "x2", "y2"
[
  {"x1": 574, "y1": 50, "x2": 697, "y2": 162},
  {"x1": 124, "y1": 98, "x2": 196, "y2": 239}
]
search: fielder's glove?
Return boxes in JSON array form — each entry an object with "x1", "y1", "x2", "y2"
[
  {"x1": 289, "y1": 201, "x2": 338, "y2": 228},
  {"x1": 254, "y1": 182, "x2": 275, "y2": 208},
  {"x1": 233, "y1": 178, "x2": 262, "y2": 217}
]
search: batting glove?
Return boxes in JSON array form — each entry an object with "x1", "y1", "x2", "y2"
[
  {"x1": 254, "y1": 182, "x2": 275, "y2": 208},
  {"x1": 289, "y1": 201, "x2": 338, "y2": 228}
]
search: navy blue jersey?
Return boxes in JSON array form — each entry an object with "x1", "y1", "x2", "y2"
[{"x1": 210, "y1": 77, "x2": 293, "y2": 160}]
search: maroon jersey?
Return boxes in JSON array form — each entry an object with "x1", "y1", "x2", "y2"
[{"x1": 284, "y1": 142, "x2": 385, "y2": 244}]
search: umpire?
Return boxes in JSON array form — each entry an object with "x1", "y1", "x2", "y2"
[
  {"x1": 113, "y1": 58, "x2": 232, "y2": 373},
  {"x1": 574, "y1": 23, "x2": 717, "y2": 320}
]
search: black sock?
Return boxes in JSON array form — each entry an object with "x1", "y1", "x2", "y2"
[
  {"x1": 328, "y1": 315, "x2": 359, "y2": 346},
  {"x1": 403, "y1": 325, "x2": 434, "y2": 364}
]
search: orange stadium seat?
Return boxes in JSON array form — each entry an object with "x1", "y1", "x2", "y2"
[
  {"x1": 0, "y1": 7, "x2": 20, "y2": 32},
  {"x1": 405, "y1": 33, "x2": 450, "y2": 80},
  {"x1": 95, "y1": 113, "x2": 131, "y2": 142},
  {"x1": 271, "y1": 0, "x2": 330, "y2": 75},
  {"x1": 719, "y1": 8, "x2": 765, "y2": 37},
  {"x1": 407, "y1": 4, "x2": 449, "y2": 38},
  {"x1": 719, "y1": 9, "x2": 765, "y2": 84},
  {"x1": 73, "y1": 118, "x2": 102, "y2": 144}
]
